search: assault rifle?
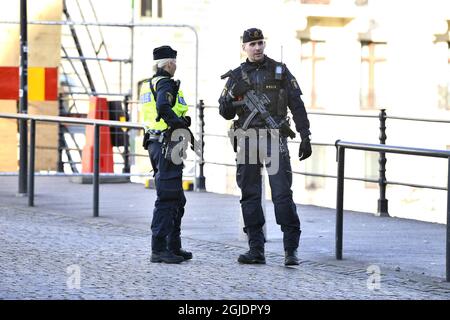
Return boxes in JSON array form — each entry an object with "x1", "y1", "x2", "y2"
[{"x1": 220, "y1": 70, "x2": 296, "y2": 139}]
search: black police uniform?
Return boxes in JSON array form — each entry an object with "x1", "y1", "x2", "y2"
[
  {"x1": 218, "y1": 32, "x2": 311, "y2": 264},
  {"x1": 145, "y1": 46, "x2": 192, "y2": 264}
]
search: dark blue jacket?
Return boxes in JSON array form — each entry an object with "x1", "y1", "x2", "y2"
[{"x1": 152, "y1": 69, "x2": 185, "y2": 129}]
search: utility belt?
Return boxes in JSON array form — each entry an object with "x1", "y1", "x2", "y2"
[
  {"x1": 144, "y1": 127, "x2": 199, "y2": 165},
  {"x1": 228, "y1": 119, "x2": 291, "y2": 154},
  {"x1": 227, "y1": 120, "x2": 239, "y2": 153},
  {"x1": 143, "y1": 128, "x2": 185, "y2": 164},
  {"x1": 143, "y1": 129, "x2": 164, "y2": 150},
  {"x1": 161, "y1": 129, "x2": 189, "y2": 165},
  {"x1": 148, "y1": 129, "x2": 164, "y2": 142}
]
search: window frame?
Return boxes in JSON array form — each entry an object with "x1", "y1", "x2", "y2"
[
  {"x1": 360, "y1": 41, "x2": 387, "y2": 110},
  {"x1": 140, "y1": 0, "x2": 163, "y2": 18},
  {"x1": 300, "y1": 39, "x2": 326, "y2": 110}
]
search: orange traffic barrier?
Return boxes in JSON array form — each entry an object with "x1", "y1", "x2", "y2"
[{"x1": 82, "y1": 97, "x2": 114, "y2": 173}]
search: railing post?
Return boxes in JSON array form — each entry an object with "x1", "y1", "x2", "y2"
[
  {"x1": 378, "y1": 109, "x2": 389, "y2": 217},
  {"x1": 93, "y1": 124, "x2": 100, "y2": 217},
  {"x1": 28, "y1": 119, "x2": 35, "y2": 207},
  {"x1": 123, "y1": 95, "x2": 130, "y2": 174},
  {"x1": 336, "y1": 143, "x2": 345, "y2": 260},
  {"x1": 57, "y1": 93, "x2": 64, "y2": 172},
  {"x1": 446, "y1": 157, "x2": 450, "y2": 282},
  {"x1": 195, "y1": 99, "x2": 206, "y2": 191},
  {"x1": 18, "y1": 0, "x2": 28, "y2": 196},
  {"x1": 18, "y1": 116, "x2": 28, "y2": 195}
]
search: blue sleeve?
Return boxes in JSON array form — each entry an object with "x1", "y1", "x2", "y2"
[
  {"x1": 284, "y1": 67, "x2": 311, "y2": 139},
  {"x1": 156, "y1": 79, "x2": 185, "y2": 129},
  {"x1": 218, "y1": 76, "x2": 237, "y2": 120}
]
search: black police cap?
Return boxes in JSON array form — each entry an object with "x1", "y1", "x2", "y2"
[
  {"x1": 153, "y1": 45, "x2": 177, "y2": 60},
  {"x1": 242, "y1": 28, "x2": 264, "y2": 43}
]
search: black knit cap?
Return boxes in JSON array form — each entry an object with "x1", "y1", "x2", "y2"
[
  {"x1": 153, "y1": 45, "x2": 177, "y2": 60},
  {"x1": 242, "y1": 28, "x2": 264, "y2": 43}
]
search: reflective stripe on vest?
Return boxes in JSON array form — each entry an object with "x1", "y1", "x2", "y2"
[{"x1": 139, "y1": 76, "x2": 188, "y2": 131}]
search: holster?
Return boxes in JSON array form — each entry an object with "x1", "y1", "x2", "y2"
[
  {"x1": 143, "y1": 130, "x2": 163, "y2": 150},
  {"x1": 142, "y1": 131, "x2": 150, "y2": 150},
  {"x1": 161, "y1": 129, "x2": 187, "y2": 163},
  {"x1": 228, "y1": 120, "x2": 238, "y2": 153}
]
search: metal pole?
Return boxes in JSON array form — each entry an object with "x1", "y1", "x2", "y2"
[
  {"x1": 127, "y1": 0, "x2": 135, "y2": 178},
  {"x1": 93, "y1": 124, "x2": 100, "y2": 217},
  {"x1": 336, "y1": 145, "x2": 345, "y2": 260},
  {"x1": 378, "y1": 109, "x2": 389, "y2": 216},
  {"x1": 195, "y1": 100, "x2": 205, "y2": 191},
  {"x1": 193, "y1": 27, "x2": 199, "y2": 191},
  {"x1": 123, "y1": 95, "x2": 130, "y2": 173},
  {"x1": 446, "y1": 157, "x2": 450, "y2": 281},
  {"x1": 18, "y1": 0, "x2": 28, "y2": 195},
  {"x1": 28, "y1": 119, "x2": 35, "y2": 206},
  {"x1": 57, "y1": 94, "x2": 64, "y2": 172},
  {"x1": 130, "y1": 0, "x2": 135, "y2": 102},
  {"x1": 61, "y1": 55, "x2": 131, "y2": 63}
]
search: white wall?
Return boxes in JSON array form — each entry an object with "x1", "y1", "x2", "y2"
[{"x1": 64, "y1": 0, "x2": 450, "y2": 223}]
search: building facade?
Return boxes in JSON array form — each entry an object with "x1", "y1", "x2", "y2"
[{"x1": 1, "y1": 0, "x2": 449, "y2": 223}]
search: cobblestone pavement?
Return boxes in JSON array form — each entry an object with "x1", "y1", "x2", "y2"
[{"x1": 1, "y1": 206, "x2": 449, "y2": 300}]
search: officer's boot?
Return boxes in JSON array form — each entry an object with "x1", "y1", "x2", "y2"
[
  {"x1": 171, "y1": 248, "x2": 193, "y2": 260},
  {"x1": 168, "y1": 234, "x2": 192, "y2": 260},
  {"x1": 151, "y1": 236, "x2": 184, "y2": 264},
  {"x1": 238, "y1": 226, "x2": 266, "y2": 264},
  {"x1": 151, "y1": 250, "x2": 184, "y2": 264},
  {"x1": 284, "y1": 249, "x2": 299, "y2": 266},
  {"x1": 238, "y1": 247, "x2": 266, "y2": 264}
]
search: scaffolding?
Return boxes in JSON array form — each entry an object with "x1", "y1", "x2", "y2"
[
  {"x1": 0, "y1": 3, "x2": 201, "y2": 189},
  {"x1": 0, "y1": 20, "x2": 199, "y2": 109}
]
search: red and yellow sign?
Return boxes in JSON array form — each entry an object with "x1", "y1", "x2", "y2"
[{"x1": 0, "y1": 66, "x2": 58, "y2": 101}]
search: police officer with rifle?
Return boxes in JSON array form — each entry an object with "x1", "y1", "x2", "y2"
[{"x1": 219, "y1": 28, "x2": 312, "y2": 266}]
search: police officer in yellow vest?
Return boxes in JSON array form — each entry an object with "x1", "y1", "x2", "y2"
[{"x1": 140, "y1": 45, "x2": 192, "y2": 264}]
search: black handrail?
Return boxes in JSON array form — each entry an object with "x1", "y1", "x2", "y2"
[
  {"x1": 199, "y1": 108, "x2": 449, "y2": 205},
  {"x1": 195, "y1": 100, "x2": 206, "y2": 191},
  {"x1": 0, "y1": 112, "x2": 145, "y2": 129},
  {"x1": 0, "y1": 112, "x2": 145, "y2": 217},
  {"x1": 335, "y1": 140, "x2": 450, "y2": 281}
]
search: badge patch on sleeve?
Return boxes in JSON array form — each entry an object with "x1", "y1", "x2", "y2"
[
  {"x1": 178, "y1": 96, "x2": 186, "y2": 105},
  {"x1": 291, "y1": 79, "x2": 299, "y2": 90}
]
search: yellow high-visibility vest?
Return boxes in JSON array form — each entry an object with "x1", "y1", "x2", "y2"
[{"x1": 140, "y1": 76, "x2": 188, "y2": 131}]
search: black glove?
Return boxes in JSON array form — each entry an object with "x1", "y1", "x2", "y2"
[
  {"x1": 232, "y1": 80, "x2": 251, "y2": 97},
  {"x1": 171, "y1": 116, "x2": 191, "y2": 129},
  {"x1": 181, "y1": 116, "x2": 191, "y2": 127},
  {"x1": 299, "y1": 136, "x2": 312, "y2": 161}
]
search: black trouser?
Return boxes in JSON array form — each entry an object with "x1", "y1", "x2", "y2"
[
  {"x1": 148, "y1": 140, "x2": 186, "y2": 252},
  {"x1": 236, "y1": 133, "x2": 301, "y2": 251}
]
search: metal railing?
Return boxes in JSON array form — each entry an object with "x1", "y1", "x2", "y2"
[
  {"x1": 0, "y1": 112, "x2": 145, "y2": 217},
  {"x1": 334, "y1": 140, "x2": 450, "y2": 281},
  {"x1": 199, "y1": 107, "x2": 450, "y2": 214}
]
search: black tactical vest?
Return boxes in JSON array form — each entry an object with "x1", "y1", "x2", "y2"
[{"x1": 239, "y1": 57, "x2": 288, "y2": 118}]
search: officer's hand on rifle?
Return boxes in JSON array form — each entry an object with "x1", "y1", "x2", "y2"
[
  {"x1": 231, "y1": 80, "x2": 251, "y2": 98},
  {"x1": 299, "y1": 136, "x2": 312, "y2": 161},
  {"x1": 171, "y1": 116, "x2": 191, "y2": 129},
  {"x1": 181, "y1": 116, "x2": 191, "y2": 127}
]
